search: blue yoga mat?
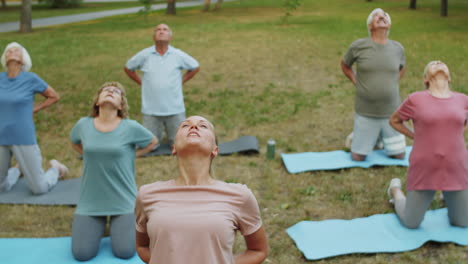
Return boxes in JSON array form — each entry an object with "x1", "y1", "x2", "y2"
[
  {"x1": 286, "y1": 208, "x2": 468, "y2": 260},
  {"x1": 0, "y1": 237, "x2": 144, "y2": 264},
  {"x1": 281, "y1": 146, "x2": 412, "y2": 174}
]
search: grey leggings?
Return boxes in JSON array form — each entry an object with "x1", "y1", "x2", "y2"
[
  {"x1": 71, "y1": 213, "x2": 136, "y2": 261},
  {"x1": 394, "y1": 190, "x2": 468, "y2": 229},
  {"x1": 0, "y1": 145, "x2": 59, "y2": 194}
]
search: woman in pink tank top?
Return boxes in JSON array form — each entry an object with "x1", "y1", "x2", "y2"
[{"x1": 135, "y1": 115, "x2": 268, "y2": 264}]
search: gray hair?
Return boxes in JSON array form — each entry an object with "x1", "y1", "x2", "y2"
[
  {"x1": 366, "y1": 8, "x2": 391, "y2": 36},
  {"x1": 1, "y1": 42, "x2": 32, "y2": 72},
  {"x1": 423, "y1": 60, "x2": 451, "y2": 89},
  {"x1": 154, "y1": 23, "x2": 173, "y2": 37}
]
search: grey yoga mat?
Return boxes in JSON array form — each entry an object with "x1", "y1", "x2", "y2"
[
  {"x1": 0, "y1": 178, "x2": 80, "y2": 205},
  {"x1": 143, "y1": 135, "x2": 260, "y2": 157}
]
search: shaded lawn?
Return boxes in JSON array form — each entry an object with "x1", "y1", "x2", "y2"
[{"x1": 0, "y1": 0, "x2": 467, "y2": 263}]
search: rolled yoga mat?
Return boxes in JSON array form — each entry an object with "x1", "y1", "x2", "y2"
[
  {"x1": 286, "y1": 208, "x2": 468, "y2": 260},
  {"x1": 281, "y1": 146, "x2": 412, "y2": 174},
  {"x1": 0, "y1": 178, "x2": 80, "y2": 205}
]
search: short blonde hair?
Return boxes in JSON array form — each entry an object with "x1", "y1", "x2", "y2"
[
  {"x1": 90, "y1": 82, "x2": 129, "y2": 118},
  {"x1": 423, "y1": 61, "x2": 451, "y2": 89},
  {"x1": 1, "y1": 42, "x2": 32, "y2": 72},
  {"x1": 367, "y1": 8, "x2": 391, "y2": 36}
]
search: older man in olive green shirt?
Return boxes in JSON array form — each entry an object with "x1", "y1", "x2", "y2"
[{"x1": 341, "y1": 8, "x2": 406, "y2": 161}]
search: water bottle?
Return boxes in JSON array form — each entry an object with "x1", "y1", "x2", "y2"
[{"x1": 266, "y1": 139, "x2": 275, "y2": 160}]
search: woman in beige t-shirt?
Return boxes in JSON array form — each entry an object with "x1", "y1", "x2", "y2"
[{"x1": 135, "y1": 115, "x2": 268, "y2": 264}]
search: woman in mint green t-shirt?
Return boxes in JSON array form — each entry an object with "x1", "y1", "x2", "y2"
[{"x1": 70, "y1": 82, "x2": 157, "y2": 261}]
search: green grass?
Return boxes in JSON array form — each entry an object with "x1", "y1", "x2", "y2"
[{"x1": 1, "y1": 0, "x2": 468, "y2": 263}]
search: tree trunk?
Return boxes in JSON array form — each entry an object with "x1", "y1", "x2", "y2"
[
  {"x1": 1, "y1": 0, "x2": 6, "y2": 9},
  {"x1": 214, "y1": 0, "x2": 223, "y2": 10},
  {"x1": 409, "y1": 0, "x2": 417, "y2": 9},
  {"x1": 440, "y1": 0, "x2": 448, "y2": 16},
  {"x1": 203, "y1": 0, "x2": 209, "y2": 12},
  {"x1": 166, "y1": 0, "x2": 176, "y2": 15},
  {"x1": 20, "y1": 0, "x2": 32, "y2": 33}
]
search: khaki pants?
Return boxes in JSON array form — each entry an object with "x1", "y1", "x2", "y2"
[{"x1": 142, "y1": 112, "x2": 185, "y2": 146}]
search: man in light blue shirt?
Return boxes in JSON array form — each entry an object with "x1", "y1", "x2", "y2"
[{"x1": 124, "y1": 24, "x2": 200, "y2": 147}]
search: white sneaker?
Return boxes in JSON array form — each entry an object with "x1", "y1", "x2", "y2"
[
  {"x1": 436, "y1": 191, "x2": 444, "y2": 201},
  {"x1": 13, "y1": 164, "x2": 22, "y2": 176},
  {"x1": 345, "y1": 132, "x2": 353, "y2": 149},
  {"x1": 50, "y1": 159, "x2": 68, "y2": 178},
  {"x1": 387, "y1": 178, "x2": 401, "y2": 204}
]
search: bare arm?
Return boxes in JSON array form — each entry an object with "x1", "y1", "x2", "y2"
[
  {"x1": 136, "y1": 231, "x2": 151, "y2": 263},
  {"x1": 182, "y1": 67, "x2": 200, "y2": 84},
  {"x1": 389, "y1": 111, "x2": 414, "y2": 139},
  {"x1": 399, "y1": 66, "x2": 406, "y2": 80},
  {"x1": 235, "y1": 226, "x2": 268, "y2": 264},
  {"x1": 136, "y1": 136, "x2": 159, "y2": 157},
  {"x1": 71, "y1": 143, "x2": 83, "y2": 155},
  {"x1": 124, "y1": 67, "x2": 142, "y2": 86},
  {"x1": 340, "y1": 60, "x2": 356, "y2": 85},
  {"x1": 33, "y1": 86, "x2": 59, "y2": 113}
]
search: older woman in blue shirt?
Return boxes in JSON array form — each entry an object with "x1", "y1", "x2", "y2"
[{"x1": 0, "y1": 42, "x2": 68, "y2": 194}]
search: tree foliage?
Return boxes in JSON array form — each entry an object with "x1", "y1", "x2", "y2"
[
  {"x1": 138, "y1": 0, "x2": 154, "y2": 20},
  {"x1": 282, "y1": 0, "x2": 302, "y2": 23}
]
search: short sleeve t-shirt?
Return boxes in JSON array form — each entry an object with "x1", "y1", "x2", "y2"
[
  {"x1": 0, "y1": 72, "x2": 48, "y2": 145},
  {"x1": 343, "y1": 38, "x2": 405, "y2": 118},
  {"x1": 135, "y1": 180, "x2": 263, "y2": 264},
  {"x1": 125, "y1": 45, "x2": 199, "y2": 116},
  {"x1": 70, "y1": 117, "x2": 154, "y2": 215},
  {"x1": 398, "y1": 91, "x2": 468, "y2": 191}
]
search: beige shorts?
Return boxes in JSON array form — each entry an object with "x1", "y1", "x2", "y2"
[{"x1": 351, "y1": 113, "x2": 406, "y2": 156}]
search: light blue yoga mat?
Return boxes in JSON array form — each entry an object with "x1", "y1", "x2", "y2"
[
  {"x1": 286, "y1": 208, "x2": 468, "y2": 260},
  {"x1": 281, "y1": 146, "x2": 412, "y2": 174},
  {"x1": 0, "y1": 237, "x2": 144, "y2": 264}
]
